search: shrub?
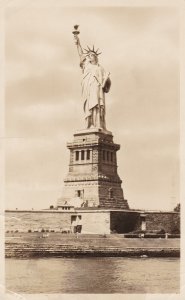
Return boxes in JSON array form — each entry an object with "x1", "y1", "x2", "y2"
[
  {"x1": 144, "y1": 234, "x2": 165, "y2": 238},
  {"x1": 174, "y1": 203, "x2": 180, "y2": 212},
  {"x1": 131, "y1": 230, "x2": 146, "y2": 234},
  {"x1": 124, "y1": 234, "x2": 140, "y2": 238},
  {"x1": 168, "y1": 234, "x2": 180, "y2": 238},
  {"x1": 158, "y1": 229, "x2": 166, "y2": 234},
  {"x1": 171, "y1": 227, "x2": 180, "y2": 234}
]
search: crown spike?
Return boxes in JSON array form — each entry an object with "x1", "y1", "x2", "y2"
[{"x1": 83, "y1": 45, "x2": 102, "y2": 56}]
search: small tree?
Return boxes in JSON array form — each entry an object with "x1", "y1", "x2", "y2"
[{"x1": 174, "y1": 203, "x2": 180, "y2": 212}]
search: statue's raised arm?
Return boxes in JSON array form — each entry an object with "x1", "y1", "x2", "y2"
[
  {"x1": 72, "y1": 25, "x2": 111, "y2": 130},
  {"x1": 73, "y1": 32, "x2": 83, "y2": 58}
]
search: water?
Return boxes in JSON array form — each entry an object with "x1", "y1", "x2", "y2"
[{"x1": 6, "y1": 257, "x2": 180, "y2": 294}]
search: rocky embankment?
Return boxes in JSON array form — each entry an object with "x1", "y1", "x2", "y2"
[{"x1": 5, "y1": 233, "x2": 180, "y2": 258}]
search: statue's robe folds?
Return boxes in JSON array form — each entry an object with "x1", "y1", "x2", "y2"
[{"x1": 81, "y1": 59, "x2": 111, "y2": 128}]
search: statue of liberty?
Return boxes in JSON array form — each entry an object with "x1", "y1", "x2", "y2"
[{"x1": 73, "y1": 25, "x2": 111, "y2": 130}]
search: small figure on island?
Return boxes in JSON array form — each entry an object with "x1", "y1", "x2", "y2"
[{"x1": 72, "y1": 25, "x2": 111, "y2": 130}]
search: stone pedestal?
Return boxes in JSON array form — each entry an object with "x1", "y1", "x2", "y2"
[{"x1": 57, "y1": 128, "x2": 129, "y2": 209}]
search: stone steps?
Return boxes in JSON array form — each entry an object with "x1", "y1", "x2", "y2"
[
  {"x1": 5, "y1": 243, "x2": 180, "y2": 252},
  {"x1": 5, "y1": 244, "x2": 180, "y2": 258},
  {"x1": 5, "y1": 244, "x2": 135, "y2": 250}
]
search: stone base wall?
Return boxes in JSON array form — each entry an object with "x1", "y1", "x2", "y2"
[
  {"x1": 80, "y1": 212, "x2": 110, "y2": 234},
  {"x1": 5, "y1": 210, "x2": 110, "y2": 234},
  {"x1": 110, "y1": 211, "x2": 180, "y2": 234},
  {"x1": 110, "y1": 212, "x2": 140, "y2": 233},
  {"x1": 5, "y1": 211, "x2": 74, "y2": 233},
  {"x1": 5, "y1": 210, "x2": 180, "y2": 235},
  {"x1": 144, "y1": 212, "x2": 180, "y2": 233}
]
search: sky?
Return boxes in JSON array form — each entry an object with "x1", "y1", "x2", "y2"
[{"x1": 5, "y1": 4, "x2": 180, "y2": 210}]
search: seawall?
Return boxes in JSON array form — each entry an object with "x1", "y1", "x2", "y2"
[{"x1": 5, "y1": 233, "x2": 180, "y2": 258}]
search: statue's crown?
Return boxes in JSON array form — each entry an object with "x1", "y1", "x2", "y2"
[{"x1": 83, "y1": 45, "x2": 101, "y2": 56}]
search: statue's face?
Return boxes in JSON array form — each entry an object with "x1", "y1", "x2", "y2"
[{"x1": 88, "y1": 53, "x2": 98, "y2": 64}]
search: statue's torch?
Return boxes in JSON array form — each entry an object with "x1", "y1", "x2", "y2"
[
  {"x1": 72, "y1": 25, "x2": 80, "y2": 36},
  {"x1": 72, "y1": 25, "x2": 80, "y2": 45}
]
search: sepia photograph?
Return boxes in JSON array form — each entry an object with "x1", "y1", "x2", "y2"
[{"x1": 1, "y1": 0, "x2": 183, "y2": 298}]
